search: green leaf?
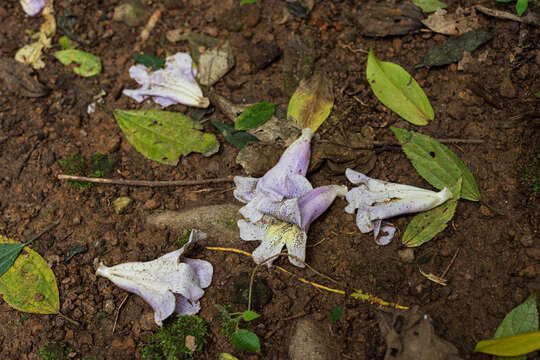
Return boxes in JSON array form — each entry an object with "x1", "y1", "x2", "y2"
[
  {"x1": 235, "y1": 102, "x2": 275, "y2": 130},
  {"x1": 242, "y1": 310, "x2": 261, "y2": 322},
  {"x1": 534, "y1": 91, "x2": 540, "y2": 98},
  {"x1": 135, "y1": 54, "x2": 165, "y2": 71},
  {"x1": 58, "y1": 35, "x2": 78, "y2": 49},
  {"x1": 329, "y1": 306, "x2": 344, "y2": 323},
  {"x1": 412, "y1": 0, "x2": 447, "y2": 12},
  {"x1": 403, "y1": 179, "x2": 461, "y2": 247},
  {"x1": 220, "y1": 353, "x2": 240, "y2": 360},
  {"x1": 113, "y1": 109, "x2": 219, "y2": 165},
  {"x1": 0, "y1": 235, "x2": 59, "y2": 314},
  {"x1": 0, "y1": 243, "x2": 25, "y2": 277},
  {"x1": 367, "y1": 47, "x2": 434, "y2": 126},
  {"x1": 391, "y1": 127, "x2": 481, "y2": 201},
  {"x1": 516, "y1": 0, "x2": 528, "y2": 16},
  {"x1": 54, "y1": 49, "x2": 102, "y2": 77},
  {"x1": 492, "y1": 293, "x2": 538, "y2": 360},
  {"x1": 230, "y1": 329, "x2": 261, "y2": 353},
  {"x1": 211, "y1": 119, "x2": 259, "y2": 149},
  {"x1": 287, "y1": 72, "x2": 334, "y2": 132},
  {"x1": 240, "y1": 0, "x2": 259, "y2": 4},
  {"x1": 474, "y1": 331, "x2": 540, "y2": 356}
]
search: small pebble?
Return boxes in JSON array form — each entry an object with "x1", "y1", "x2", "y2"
[{"x1": 398, "y1": 248, "x2": 415, "y2": 264}]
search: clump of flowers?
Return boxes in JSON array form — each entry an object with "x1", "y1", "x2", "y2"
[
  {"x1": 96, "y1": 230, "x2": 213, "y2": 326},
  {"x1": 123, "y1": 52, "x2": 210, "y2": 108},
  {"x1": 234, "y1": 129, "x2": 347, "y2": 267},
  {"x1": 344, "y1": 168, "x2": 453, "y2": 245}
]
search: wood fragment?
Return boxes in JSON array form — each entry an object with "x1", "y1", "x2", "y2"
[
  {"x1": 57, "y1": 174, "x2": 234, "y2": 187},
  {"x1": 475, "y1": 5, "x2": 540, "y2": 26},
  {"x1": 134, "y1": 8, "x2": 162, "y2": 52},
  {"x1": 441, "y1": 248, "x2": 460, "y2": 279}
]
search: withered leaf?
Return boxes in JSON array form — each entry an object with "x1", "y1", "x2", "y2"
[
  {"x1": 416, "y1": 27, "x2": 493, "y2": 68},
  {"x1": 0, "y1": 58, "x2": 49, "y2": 98},
  {"x1": 283, "y1": 35, "x2": 317, "y2": 96},
  {"x1": 354, "y1": 2, "x2": 425, "y2": 37}
]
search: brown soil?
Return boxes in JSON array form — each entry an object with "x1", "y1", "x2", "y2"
[{"x1": 0, "y1": 0, "x2": 538, "y2": 359}]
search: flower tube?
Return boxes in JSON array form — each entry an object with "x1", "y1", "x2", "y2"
[{"x1": 344, "y1": 168, "x2": 452, "y2": 245}]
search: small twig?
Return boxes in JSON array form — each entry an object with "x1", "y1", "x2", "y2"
[
  {"x1": 419, "y1": 267, "x2": 448, "y2": 286},
  {"x1": 340, "y1": 43, "x2": 368, "y2": 54},
  {"x1": 57, "y1": 174, "x2": 234, "y2": 187},
  {"x1": 480, "y1": 199, "x2": 505, "y2": 216},
  {"x1": 280, "y1": 311, "x2": 307, "y2": 321},
  {"x1": 58, "y1": 312, "x2": 80, "y2": 327},
  {"x1": 373, "y1": 138, "x2": 484, "y2": 147},
  {"x1": 307, "y1": 237, "x2": 327, "y2": 248},
  {"x1": 23, "y1": 221, "x2": 59, "y2": 247},
  {"x1": 113, "y1": 295, "x2": 129, "y2": 334},
  {"x1": 475, "y1": 5, "x2": 540, "y2": 26},
  {"x1": 135, "y1": 7, "x2": 162, "y2": 52},
  {"x1": 205, "y1": 247, "x2": 408, "y2": 310},
  {"x1": 15, "y1": 141, "x2": 41, "y2": 179},
  {"x1": 440, "y1": 247, "x2": 460, "y2": 279}
]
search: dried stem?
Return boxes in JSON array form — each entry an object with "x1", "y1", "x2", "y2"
[
  {"x1": 57, "y1": 174, "x2": 234, "y2": 187},
  {"x1": 205, "y1": 246, "x2": 408, "y2": 310}
]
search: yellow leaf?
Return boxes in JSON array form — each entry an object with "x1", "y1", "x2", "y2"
[
  {"x1": 474, "y1": 330, "x2": 540, "y2": 356},
  {"x1": 0, "y1": 235, "x2": 59, "y2": 314}
]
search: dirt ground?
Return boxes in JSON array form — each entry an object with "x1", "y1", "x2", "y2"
[{"x1": 0, "y1": 0, "x2": 539, "y2": 359}]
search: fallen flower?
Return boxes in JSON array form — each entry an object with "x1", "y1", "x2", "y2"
[
  {"x1": 96, "y1": 230, "x2": 212, "y2": 326},
  {"x1": 123, "y1": 52, "x2": 210, "y2": 108},
  {"x1": 15, "y1": 0, "x2": 55, "y2": 69},
  {"x1": 234, "y1": 129, "x2": 347, "y2": 267},
  {"x1": 20, "y1": 0, "x2": 46, "y2": 16},
  {"x1": 344, "y1": 168, "x2": 453, "y2": 245}
]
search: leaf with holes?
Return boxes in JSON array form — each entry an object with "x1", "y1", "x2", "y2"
[
  {"x1": 235, "y1": 102, "x2": 275, "y2": 131},
  {"x1": 135, "y1": 54, "x2": 165, "y2": 71},
  {"x1": 54, "y1": 49, "x2": 102, "y2": 77},
  {"x1": 114, "y1": 109, "x2": 219, "y2": 165},
  {"x1": 0, "y1": 235, "x2": 59, "y2": 314},
  {"x1": 391, "y1": 127, "x2": 481, "y2": 201},
  {"x1": 287, "y1": 72, "x2": 334, "y2": 132},
  {"x1": 403, "y1": 179, "x2": 461, "y2": 247},
  {"x1": 367, "y1": 47, "x2": 433, "y2": 126}
]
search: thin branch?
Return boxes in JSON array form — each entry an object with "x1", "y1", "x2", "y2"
[
  {"x1": 113, "y1": 295, "x2": 129, "y2": 334},
  {"x1": 374, "y1": 138, "x2": 484, "y2": 147},
  {"x1": 57, "y1": 174, "x2": 234, "y2": 187},
  {"x1": 475, "y1": 5, "x2": 540, "y2": 26},
  {"x1": 24, "y1": 221, "x2": 59, "y2": 246}
]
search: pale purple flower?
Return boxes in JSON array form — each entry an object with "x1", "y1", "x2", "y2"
[
  {"x1": 123, "y1": 52, "x2": 210, "y2": 108},
  {"x1": 234, "y1": 129, "x2": 347, "y2": 267},
  {"x1": 344, "y1": 169, "x2": 453, "y2": 245},
  {"x1": 96, "y1": 230, "x2": 213, "y2": 326},
  {"x1": 20, "y1": 0, "x2": 46, "y2": 16}
]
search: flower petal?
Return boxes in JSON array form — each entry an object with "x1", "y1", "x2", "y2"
[
  {"x1": 252, "y1": 222, "x2": 290, "y2": 267},
  {"x1": 96, "y1": 263, "x2": 175, "y2": 326},
  {"x1": 182, "y1": 258, "x2": 213, "y2": 289},
  {"x1": 256, "y1": 129, "x2": 313, "y2": 201},
  {"x1": 239, "y1": 197, "x2": 265, "y2": 223},
  {"x1": 256, "y1": 197, "x2": 301, "y2": 228},
  {"x1": 20, "y1": 0, "x2": 46, "y2": 16},
  {"x1": 175, "y1": 296, "x2": 201, "y2": 316},
  {"x1": 298, "y1": 185, "x2": 347, "y2": 230},
  {"x1": 283, "y1": 225, "x2": 307, "y2": 268},
  {"x1": 123, "y1": 53, "x2": 209, "y2": 108},
  {"x1": 374, "y1": 222, "x2": 396, "y2": 246},
  {"x1": 238, "y1": 217, "x2": 272, "y2": 241},
  {"x1": 233, "y1": 176, "x2": 259, "y2": 204}
]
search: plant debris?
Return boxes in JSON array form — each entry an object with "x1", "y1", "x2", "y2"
[
  {"x1": 0, "y1": 58, "x2": 49, "y2": 97},
  {"x1": 353, "y1": 2, "x2": 425, "y2": 37}
]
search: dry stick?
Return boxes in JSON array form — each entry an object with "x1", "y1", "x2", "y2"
[
  {"x1": 113, "y1": 294, "x2": 129, "y2": 334},
  {"x1": 23, "y1": 221, "x2": 59, "y2": 246},
  {"x1": 475, "y1": 5, "x2": 540, "y2": 25},
  {"x1": 205, "y1": 247, "x2": 408, "y2": 310},
  {"x1": 57, "y1": 174, "x2": 234, "y2": 187},
  {"x1": 134, "y1": 8, "x2": 162, "y2": 52},
  {"x1": 15, "y1": 140, "x2": 41, "y2": 179},
  {"x1": 373, "y1": 138, "x2": 484, "y2": 147},
  {"x1": 440, "y1": 247, "x2": 460, "y2": 279},
  {"x1": 58, "y1": 312, "x2": 80, "y2": 327}
]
